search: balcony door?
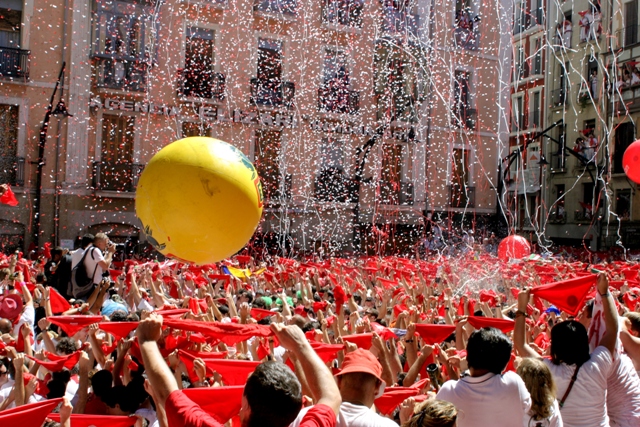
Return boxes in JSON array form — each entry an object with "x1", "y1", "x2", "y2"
[
  {"x1": 380, "y1": 144, "x2": 404, "y2": 204},
  {"x1": 450, "y1": 148, "x2": 472, "y2": 207},
  {"x1": 183, "y1": 27, "x2": 215, "y2": 98},
  {"x1": 100, "y1": 115, "x2": 135, "y2": 191},
  {"x1": 257, "y1": 38, "x2": 282, "y2": 86},
  {"x1": 254, "y1": 129, "x2": 282, "y2": 204},
  {"x1": 0, "y1": 104, "x2": 18, "y2": 185}
]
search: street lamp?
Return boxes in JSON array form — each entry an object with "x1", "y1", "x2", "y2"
[{"x1": 31, "y1": 62, "x2": 72, "y2": 249}]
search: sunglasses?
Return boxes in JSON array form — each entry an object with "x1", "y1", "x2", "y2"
[{"x1": 0, "y1": 371, "x2": 8, "y2": 376}]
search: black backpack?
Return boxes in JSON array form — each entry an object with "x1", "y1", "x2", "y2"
[{"x1": 71, "y1": 246, "x2": 99, "y2": 298}]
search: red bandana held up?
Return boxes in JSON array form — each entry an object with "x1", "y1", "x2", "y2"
[
  {"x1": 374, "y1": 387, "x2": 420, "y2": 415},
  {"x1": 182, "y1": 386, "x2": 244, "y2": 424},
  {"x1": 0, "y1": 185, "x2": 18, "y2": 206},
  {"x1": 27, "y1": 350, "x2": 82, "y2": 372},
  {"x1": 163, "y1": 318, "x2": 273, "y2": 346},
  {"x1": 530, "y1": 274, "x2": 597, "y2": 316},
  {"x1": 0, "y1": 398, "x2": 62, "y2": 425},
  {"x1": 47, "y1": 316, "x2": 103, "y2": 337},
  {"x1": 342, "y1": 333, "x2": 373, "y2": 350},
  {"x1": 467, "y1": 316, "x2": 515, "y2": 334},
  {"x1": 178, "y1": 349, "x2": 228, "y2": 382},
  {"x1": 48, "y1": 288, "x2": 71, "y2": 314},
  {"x1": 99, "y1": 322, "x2": 140, "y2": 341},
  {"x1": 413, "y1": 324, "x2": 456, "y2": 345}
]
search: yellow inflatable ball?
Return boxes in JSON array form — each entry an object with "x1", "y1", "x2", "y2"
[{"x1": 136, "y1": 137, "x2": 263, "y2": 265}]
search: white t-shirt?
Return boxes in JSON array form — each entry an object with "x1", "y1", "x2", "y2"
[
  {"x1": 13, "y1": 304, "x2": 35, "y2": 337},
  {"x1": 83, "y1": 247, "x2": 105, "y2": 285},
  {"x1": 523, "y1": 399, "x2": 563, "y2": 427},
  {"x1": 543, "y1": 346, "x2": 612, "y2": 427},
  {"x1": 0, "y1": 379, "x2": 15, "y2": 405},
  {"x1": 70, "y1": 248, "x2": 85, "y2": 269},
  {"x1": 606, "y1": 353, "x2": 640, "y2": 427},
  {"x1": 436, "y1": 371, "x2": 531, "y2": 427},
  {"x1": 291, "y1": 402, "x2": 398, "y2": 427}
]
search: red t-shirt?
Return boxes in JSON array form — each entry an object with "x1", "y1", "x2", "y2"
[{"x1": 165, "y1": 390, "x2": 336, "y2": 427}]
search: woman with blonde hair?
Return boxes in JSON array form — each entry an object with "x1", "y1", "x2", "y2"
[
  {"x1": 399, "y1": 398, "x2": 457, "y2": 427},
  {"x1": 517, "y1": 358, "x2": 563, "y2": 427}
]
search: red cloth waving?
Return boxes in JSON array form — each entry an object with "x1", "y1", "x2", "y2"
[
  {"x1": 193, "y1": 359, "x2": 260, "y2": 386},
  {"x1": 48, "y1": 316, "x2": 103, "y2": 337},
  {"x1": 49, "y1": 288, "x2": 71, "y2": 314},
  {"x1": 27, "y1": 350, "x2": 82, "y2": 372},
  {"x1": 342, "y1": 333, "x2": 373, "y2": 350},
  {"x1": 374, "y1": 387, "x2": 420, "y2": 415},
  {"x1": 530, "y1": 274, "x2": 597, "y2": 316},
  {"x1": 413, "y1": 324, "x2": 456, "y2": 345},
  {"x1": 183, "y1": 386, "x2": 244, "y2": 423},
  {"x1": 0, "y1": 185, "x2": 18, "y2": 206},
  {"x1": 250, "y1": 308, "x2": 274, "y2": 321},
  {"x1": 99, "y1": 322, "x2": 139, "y2": 341},
  {"x1": 0, "y1": 398, "x2": 62, "y2": 425},
  {"x1": 467, "y1": 316, "x2": 515, "y2": 334},
  {"x1": 309, "y1": 341, "x2": 345, "y2": 364},
  {"x1": 163, "y1": 318, "x2": 273, "y2": 346},
  {"x1": 47, "y1": 413, "x2": 136, "y2": 427}
]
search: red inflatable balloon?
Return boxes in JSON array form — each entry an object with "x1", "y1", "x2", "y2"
[
  {"x1": 623, "y1": 140, "x2": 640, "y2": 184},
  {"x1": 497, "y1": 235, "x2": 531, "y2": 261}
]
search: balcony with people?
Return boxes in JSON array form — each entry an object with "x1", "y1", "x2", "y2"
[
  {"x1": 454, "y1": 8, "x2": 480, "y2": 50},
  {"x1": 0, "y1": 7, "x2": 29, "y2": 79}
]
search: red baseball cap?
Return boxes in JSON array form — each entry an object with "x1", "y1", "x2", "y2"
[{"x1": 336, "y1": 349, "x2": 384, "y2": 384}]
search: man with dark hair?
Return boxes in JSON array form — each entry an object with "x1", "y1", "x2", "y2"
[
  {"x1": 45, "y1": 246, "x2": 73, "y2": 298},
  {"x1": 136, "y1": 313, "x2": 340, "y2": 427},
  {"x1": 436, "y1": 327, "x2": 531, "y2": 427},
  {"x1": 55, "y1": 337, "x2": 79, "y2": 355}
]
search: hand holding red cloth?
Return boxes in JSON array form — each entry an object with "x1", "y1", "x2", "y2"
[
  {"x1": 163, "y1": 318, "x2": 273, "y2": 346},
  {"x1": 0, "y1": 398, "x2": 62, "y2": 425},
  {"x1": 48, "y1": 287, "x2": 71, "y2": 314},
  {"x1": 342, "y1": 333, "x2": 373, "y2": 350},
  {"x1": 47, "y1": 316, "x2": 103, "y2": 337},
  {"x1": 99, "y1": 322, "x2": 139, "y2": 341},
  {"x1": 0, "y1": 185, "x2": 18, "y2": 206},
  {"x1": 413, "y1": 324, "x2": 456, "y2": 345},
  {"x1": 27, "y1": 350, "x2": 82, "y2": 372},
  {"x1": 46, "y1": 413, "x2": 136, "y2": 427},
  {"x1": 374, "y1": 387, "x2": 420, "y2": 415}
]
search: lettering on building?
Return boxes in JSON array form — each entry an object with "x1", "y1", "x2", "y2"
[
  {"x1": 90, "y1": 97, "x2": 178, "y2": 116},
  {"x1": 198, "y1": 106, "x2": 296, "y2": 128}
]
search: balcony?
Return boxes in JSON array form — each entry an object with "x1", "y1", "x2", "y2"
[
  {"x1": 611, "y1": 83, "x2": 640, "y2": 115},
  {"x1": 250, "y1": 78, "x2": 295, "y2": 109},
  {"x1": 314, "y1": 169, "x2": 354, "y2": 203},
  {"x1": 376, "y1": 94, "x2": 418, "y2": 123},
  {"x1": 513, "y1": 8, "x2": 544, "y2": 34},
  {"x1": 94, "y1": 58, "x2": 147, "y2": 92},
  {"x1": 379, "y1": 181, "x2": 414, "y2": 206},
  {"x1": 254, "y1": 0, "x2": 297, "y2": 17},
  {"x1": 178, "y1": 69, "x2": 225, "y2": 101},
  {"x1": 574, "y1": 209, "x2": 593, "y2": 222},
  {"x1": 551, "y1": 88, "x2": 567, "y2": 107},
  {"x1": 0, "y1": 156, "x2": 25, "y2": 187},
  {"x1": 453, "y1": 26, "x2": 480, "y2": 50},
  {"x1": 548, "y1": 210, "x2": 566, "y2": 224},
  {"x1": 321, "y1": 0, "x2": 363, "y2": 28},
  {"x1": 318, "y1": 86, "x2": 359, "y2": 114},
  {"x1": 381, "y1": 9, "x2": 418, "y2": 34},
  {"x1": 452, "y1": 108, "x2": 477, "y2": 130},
  {"x1": 92, "y1": 162, "x2": 144, "y2": 193},
  {"x1": 0, "y1": 47, "x2": 30, "y2": 79},
  {"x1": 449, "y1": 185, "x2": 475, "y2": 208}
]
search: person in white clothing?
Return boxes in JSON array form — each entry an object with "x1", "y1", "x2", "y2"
[
  {"x1": 517, "y1": 358, "x2": 563, "y2": 427},
  {"x1": 514, "y1": 273, "x2": 618, "y2": 427},
  {"x1": 70, "y1": 233, "x2": 95, "y2": 268},
  {"x1": 436, "y1": 327, "x2": 531, "y2": 427}
]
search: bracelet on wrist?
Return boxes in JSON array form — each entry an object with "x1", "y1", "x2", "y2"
[
  {"x1": 600, "y1": 292, "x2": 611, "y2": 297},
  {"x1": 405, "y1": 339, "x2": 414, "y2": 343},
  {"x1": 515, "y1": 310, "x2": 529, "y2": 318}
]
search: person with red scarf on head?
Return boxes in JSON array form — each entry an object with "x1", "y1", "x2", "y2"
[{"x1": 136, "y1": 312, "x2": 341, "y2": 427}]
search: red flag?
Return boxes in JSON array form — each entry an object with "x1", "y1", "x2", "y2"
[
  {"x1": 0, "y1": 398, "x2": 62, "y2": 425},
  {"x1": 49, "y1": 287, "x2": 71, "y2": 314},
  {"x1": 250, "y1": 308, "x2": 274, "y2": 321},
  {"x1": 374, "y1": 387, "x2": 420, "y2": 415},
  {"x1": 178, "y1": 349, "x2": 228, "y2": 383},
  {"x1": 183, "y1": 386, "x2": 244, "y2": 423},
  {"x1": 99, "y1": 322, "x2": 139, "y2": 341},
  {"x1": 46, "y1": 413, "x2": 136, "y2": 427},
  {"x1": 378, "y1": 278, "x2": 398, "y2": 289},
  {"x1": 342, "y1": 333, "x2": 373, "y2": 350},
  {"x1": 370, "y1": 322, "x2": 398, "y2": 341},
  {"x1": 187, "y1": 358, "x2": 260, "y2": 386},
  {"x1": 413, "y1": 324, "x2": 456, "y2": 345},
  {"x1": 530, "y1": 274, "x2": 597, "y2": 316},
  {"x1": 23, "y1": 372, "x2": 49, "y2": 396},
  {"x1": 155, "y1": 308, "x2": 190, "y2": 318},
  {"x1": 48, "y1": 316, "x2": 103, "y2": 337},
  {"x1": 334, "y1": 285, "x2": 347, "y2": 309},
  {"x1": 0, "y1": 186, "x2": 18, "y2": 206},
  {"x1": 467, "y1": 316, "x2": 515, "y2": 334},
  {"x1": 27, "y1": 350, "x2": 82, "y2": 372},
  {"x1": 312, "y1": 301, "x2": 329, "y2": 313}
]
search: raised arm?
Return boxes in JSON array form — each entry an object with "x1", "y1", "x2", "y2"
[
  {"x1": 514, "y1": 289, "x2": 541, "y2": 358},
  {"x1": 271, "y1": 323, "x2": 341, "y2": 416},
  {"x1": 596, "y1": 273, "x2": 619, "y2": 355}
]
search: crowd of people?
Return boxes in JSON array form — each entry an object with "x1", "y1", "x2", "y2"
[{"x1": 1, "y1": 231, "x2": 640, "y2": 427}]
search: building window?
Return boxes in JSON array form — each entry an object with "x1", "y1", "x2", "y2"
[
  {"x1": 321, "y1": 0, "x2": 363, "y2": 28},
  {"x1": 0, "y1": 104, "x2": 21, "y2": 186},
  {"x1": 616, "y1": 189, "x2": 631, "y2": 220},
  {"x1": 254, "y1": 129, "x2": 282, "y2": 203},
  {"x1": 555, "y1": 13, "x2": 573, "y2": 50},
  {"x1": 381, "y1": 0, "x2": 418, "y2": 35},
  {"x1": 578, "y1": 4, "x2": 602, "y2": 43},
  {"x1": 380, "y1": 144, "x2": 405, "y2": 205},
  {"x1": 452, "y1": 70, "x2": 476, "y2": 129},
  {"x1": 254, "y1": 0, "x2": 297, "y2": 16},
  {"x1": 450, "y1": 148, "x2": 474, "y2": 207},
  {"x1": 551, "y1": 124, "x2": 566, "y2": 171},
  {"x1": 514, "y1": 43, "x2": 527, "y2": 80},
  {"x1": 250, "y1": 38, "x2": 294, "y2": 108},
  {"x1": 0, "y1": 2, "x2": 30, "y2": 79},
  {"x1": 454, "y1": 0, "x2": 480, "y2": 49},
  {"x1": 91, "y1": 0, "x2": 156, "y2": 91},
  {"x1": 182, "y1": 121, "x2": 212, "y2": 138},
  {"x1": 579, "y1": 182, "x2": 594, "y2": 220},
  {"x1": 315, "y1": 137, "x2": 351, "y2": 202},
  {"x1": 624, "y1": 0, "x2": 638, "y2": 46},
  {"x1": 96, "y1": 115, "x2": 138, "y2": 192},
  {"x1": 511, "y1": 95, "x2": 524, "y2": 132},
  {"x1": 318, "y1": 48, "x2": 358, "y2": 114},
  {"x1": 179, "y1": 27, "x2": 224, "y2": 101},
  {"x1": 614, "y1": 122, "x2": 635, "y2": 174},
  {"x1": 529, "y1": 91, "x2": 541, "y2": 129},
  {"x1": 552, "y1": 184, "x2": 565, "y2": 220},
  {"x1": 531, "y1": 38, "x2": 542, "y2": 75},
  {"x1": 513, "y1": 1, "x2": 526, "y2": 34},
  {"x1": 374, "y1": 40, "x2": 419, "y2": 122}
]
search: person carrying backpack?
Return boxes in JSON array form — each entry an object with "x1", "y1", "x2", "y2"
[{"x1": 71, "y1": 233, "x2": 116, "y2": 303}]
